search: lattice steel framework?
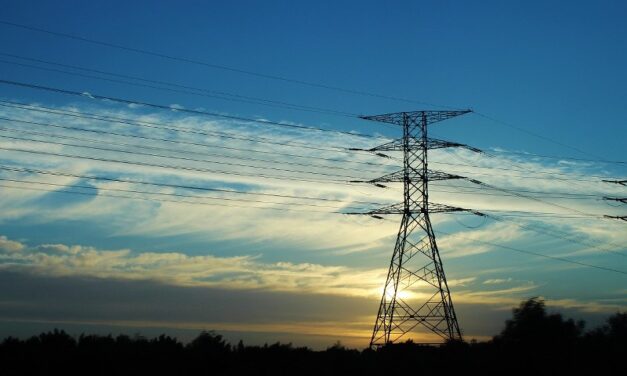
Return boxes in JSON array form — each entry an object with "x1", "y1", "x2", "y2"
[
  {"x1": 603, "y1": 181, "x2": 627, "y2": 222},
  {"x1": 352, "y1": 110, "x2": 474, "y2": 348}
]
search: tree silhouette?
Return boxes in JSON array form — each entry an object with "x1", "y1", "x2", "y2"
[
  {"x1": 0, "y1": 300, "x2": 624, "y2": 375},
  {"x1": 495, "y1": 297, "x2": 584, "y2": 347}
]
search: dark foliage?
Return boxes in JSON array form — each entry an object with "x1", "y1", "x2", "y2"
[{"x1": 1, "y1": 298, "x2": 624, "y2": 375}]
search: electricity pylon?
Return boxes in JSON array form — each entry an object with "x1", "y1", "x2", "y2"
[
  {"x1": 603, "y1": 181, "x2": 627, "y2": 222},
  {"x1": 349, "y1": 110, "x2": 481, "y2": 348}
]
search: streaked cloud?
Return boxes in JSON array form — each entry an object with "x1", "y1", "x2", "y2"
[
  {"x1": 0, "y1": 235, "x2": 386, "y2": 297},
  {"x1": 483, "y1": 278, "x2": 513, "y2": 285},
  {"x1": 0, "y1": 100, "x2": 625, "y2": 345}
]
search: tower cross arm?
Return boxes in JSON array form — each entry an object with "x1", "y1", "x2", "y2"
[
  {"x1": 353, "y1": 137, "x2": 481, "y2": 153},
  {"x1": 345, "y1": 202, "x2": 485, "y2": 217},
  {"x1": 603, "y1": 197, "x2": 627, "y2": 204},
  {"x1": 359, "y1": 109, "x2": 472, "y2": 126},
  {"x1": 428, "y1": 203, "x2": 485, "y2": 216},
  {"x1": 603, "y1": 179, "x2": 627, "y2": 186},
  {"x1": 350, "y1": 170, "x2": 467, "y2": 185},
  {"x1": 604, "y1": 215, "x2": 627, "y2": 222}
]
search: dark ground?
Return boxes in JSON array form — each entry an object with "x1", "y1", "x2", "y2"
[{"x1": 1, "y1": 298, "x2": 625, "y2": 375}]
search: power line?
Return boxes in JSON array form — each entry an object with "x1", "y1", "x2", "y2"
[
  {"x1": 434, "y1": 159, "x2": 615, "y2": 184},
  {"x1": 456, "y1": 152, "x2": 625, "y2": 221},
  {"x1": 0, "y1": 165, "x2": 385, "y2": 205},
  {"x1": 0, "y1": 116, "x2": 388, "y2": 175},
  {"x1": 436, "y1": 229, "x2": 627, "y2": 276},
  {"x1": 435, "y1": 150, "x2": 618, "y2": 221},
  {"x1": 0, "y1": 165, "x2": 604, "y2": 215},
  {"x1": 9, "y1": 100, "x2": 619, "y2": 186},
  {"x1": 379, "y1": 165, "x2": 609, "y2": 184},
  {"x1": 466, "y1": 208, "x2": 600, "y2": 219},
  {"x1": 375, "y1": 175, "x2": 612, "y2": 199},
  {"x1": 0, "y1": 53, "x2": 357, "y2": 117},
  {"x1": 430, "y1": 158, "x2": 624, "y2": 181},
  {"x1": 0, "y1": 20, "x2": 453, "y2": 108},
  {"x1": 0, "y1": 79, "x2": 384, "y2": 140},
  {"x1": 0, "y1": 146, "x2": 359, "y2": 186},
  {"x1": 430, "y1": 182, "x2": 605, "y2": 198},
  {"x1": 485, "y1": 213, "x2": 626, "y2": 258},
  {"x1": 0, "y1": 181, "x2": 341, "y2": 214},
  {"x1": 3, "y1": 22, "x2": 621, "y2": 171},
  {"x1": 7, "y1": 174, "x2": 618, "y2": 275},
  {"x1": 0, "y1": 164, "x2": 603, "y2": 217},
  {"x1": 0, "y1": 176, "x2": 369, "y2": 210},
  {"x1": 430, "y1": 186, "x2": 601, "y2": 201},
  {"x1": 0, "y1": 133, "x2": 368, "y2": 180},
  {"x1": 468, "y1": 180, "x2": 606, "y2": 219},
  {"x1": 0, "y1": 100, "x2": 356, "y2": 152},
  {"x1": 473, "y1": 111, "x2": 614, "y2": 162},
  {"x1": 3, "y1": 20, "x2": 624, "y2": 288},
  {"x1": 0, "y1": 100, "x2": 393, "y2": 167},
  {"x1": 489, "y1": 149, "x2": 626, "y2": 166}
]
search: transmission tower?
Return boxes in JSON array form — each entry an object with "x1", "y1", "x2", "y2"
[
  {"x1": 602, "y1": 180, "x2": 627, "y2": 222},
  {"x1": 349, "y1": 110, "x2": 481, "y2": 348}
]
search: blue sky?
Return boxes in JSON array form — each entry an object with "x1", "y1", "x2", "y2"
[{"x1": 0, "y1": 0, "x2": 625, "y2": 348}]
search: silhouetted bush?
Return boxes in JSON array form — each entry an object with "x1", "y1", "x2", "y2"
[{"x1": 495, "y1": 297, "x2": 584, "y2": 347}]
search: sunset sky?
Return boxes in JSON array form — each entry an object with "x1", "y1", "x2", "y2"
[{"x1": 0, "y1": 0, "x2": 626, "y2": 349}]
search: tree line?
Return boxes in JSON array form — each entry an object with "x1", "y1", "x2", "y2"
[{"x1": 1, "y1": 298, "x2": 624, "y2": 375}]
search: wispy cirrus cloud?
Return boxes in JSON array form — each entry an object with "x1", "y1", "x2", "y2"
[
  {"x1": 0, "y1": 100, "x2": 625, "y2": 330},
  {"x1": 2, "y1": 235, "x2": 624, "y2": 316},
  {"x1": 483, "y1": 278, "x2": 513, "y2": 285},
  {"x1": 0, "y1": 235, "x2": 386, "y2": 297}
]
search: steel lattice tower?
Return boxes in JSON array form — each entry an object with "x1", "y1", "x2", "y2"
[{"x1": 350, "y1": 110, "x2": 476, "y2": 347}]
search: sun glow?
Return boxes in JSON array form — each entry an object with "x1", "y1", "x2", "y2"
[{"x1": 383, "y1": 288, "x2": 413, "y2": 301}]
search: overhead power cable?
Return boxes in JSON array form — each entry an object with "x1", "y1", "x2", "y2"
[
  {"x1": 468, "y1": 179, "x2": 602, "y2": 219},
  {"x1": 0, "y1": 165, "x2": 601, "y2": 213},
  {"x1": 0, "y1": 146, "x2": 359, "y2": 186},
  {"x1": 439, "y1": 151, "x2": 617, "y2": 216},
  {"x1": 459, "y1": 153, "x2": 624, "y2": 221},
  {"x1": 3, "y1": 20, "x2": 620, "y2": 167},
  {"x1": 0, "y1": 165, "x2": 386, "y2": 206},
  {"x1": 0, "y1": 79, "x2": 384, "y2": 140},
  {"x1": 430, "y1": 186, "x2": 601, "y2": 201},
  {"x1": 466, "y1": 208, "x2": 599, "y2": 219},
  {"x1": 0, "y1": 53, "x2": 357, "y2": 117},
  {"x1": 9, "y1": 164, "x2": 595, "y2": 207},
  {"x1": 0, "y1": 181, "x2": 341, "y2": 214},
  {"x1": 430, "y1": 182, "x2": 604, "y2": 199},
  {"x1": 489, "y1": 149, "x2": 626, "y2": 166},
  {"x1": 0, "y1": 20, "x2": 453, "y2": 108},
  {"x1": 484, "y1": 213, "x2": 626, "y2": 258},
  {"x1": 430, "y1": 159, "x2": 623, "y2": 181},
  {"x1": 473, "y1": 112, "x2": 615, "y2": 162},
  {"x1": 3, "y1": 102, "x2": 619, "y2": 186},
  {"x1": 0, "y1": 116, "x2": 389, "y2": 175},
  {"x1": 0, "y1": 176, "x2": 370, "y2": 210},
  {"x1": 0, "y1": 133, "x2": 366, "y2": 180},
  {"x1": 0, "y1": 101, "x2": 394, "y2": 168},
  {"x1": 434, "y1": 161, "x2": 614, "y2": 184},
  {"x1": 436, "y1": 229, "x2": 627, "y2": 276}
]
